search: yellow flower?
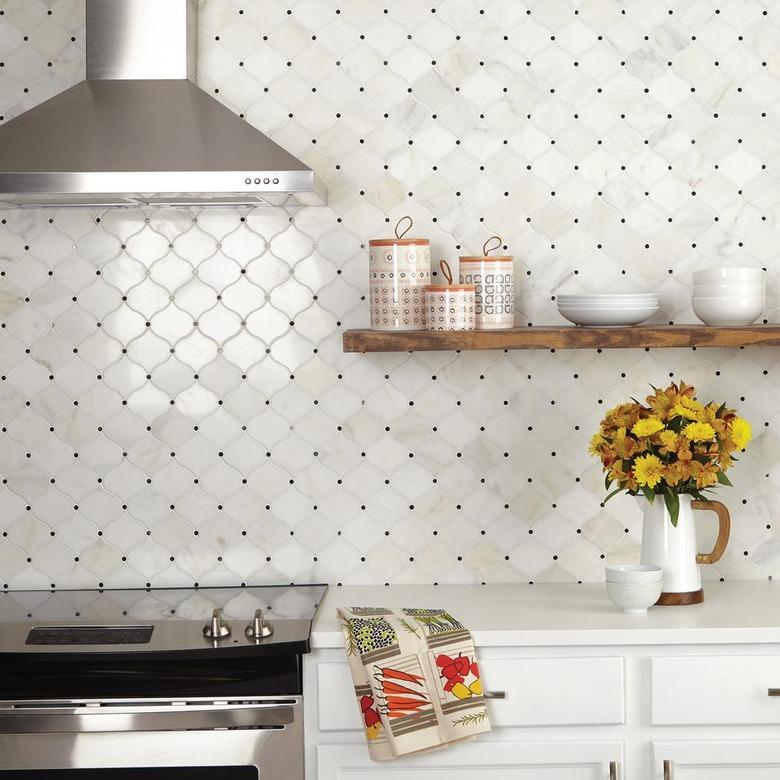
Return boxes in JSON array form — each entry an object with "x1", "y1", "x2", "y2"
[
  {"x1": 670, "y1": 397, "x2": 704, "y2": 420},
  {"x1": 631, "y1": 417, "x2": 665, "y2": 437},
  {"x1": 633, "y1": 454, "x2": 665, "y2": 489},
  {"x1": 659, "y1": 430, "x2": 679, "y2": 450},
  {"x1": 683, "y1": 421, "x2": 716, "y2": 442},
  {"x1": 731, "y1": 417, "x2": 752, "y2": 450},
  {"x1": 589, "y1": 432, "x2": 607, "y2": 457}
]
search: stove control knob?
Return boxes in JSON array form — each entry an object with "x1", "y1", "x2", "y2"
[
  {"x1": 246, "y1": 608, "x2": 273, "y2": 642},
  {"x1": 203, "y1": 608, "x2": 231, "y2": 641}
]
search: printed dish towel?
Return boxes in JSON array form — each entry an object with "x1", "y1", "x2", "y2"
[{"x1": 338, "y1": 606, "x2": 491, "y2": 760}]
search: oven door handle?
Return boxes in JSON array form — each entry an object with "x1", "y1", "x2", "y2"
[{"x1": 0, "y1": 701, "x2": 297, "y2": 734}]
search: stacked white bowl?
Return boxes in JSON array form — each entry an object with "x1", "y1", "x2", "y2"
[
  {"x1": 692, "y1": 268, "x2": 766, "y2": 326},
  {"x1": 557, "y1": 293, "x2": 659, "y2": 327}
]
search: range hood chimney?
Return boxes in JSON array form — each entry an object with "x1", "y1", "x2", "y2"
[{"x1": 0, "y1": 0, "x2": 326, "y2": 208}]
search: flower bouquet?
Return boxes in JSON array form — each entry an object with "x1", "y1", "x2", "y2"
[{"x1": 590, "y1": 381, "x2": 751, "y2": 525}]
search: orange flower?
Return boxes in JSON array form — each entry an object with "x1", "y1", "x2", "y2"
[
  {"x1": 611, "y1": 427, "x2": 644, "y2": 459},
  {"x1": 646, "y1": 386, "x2": 678, "y2": 420},
  {"x1": 690, "y1": 461, "x2": 719, "y2": 489},
  {"x1": 604, "y1": 403, "x2": 642, "y2": 431},
  {"x1": 609, "y1": 460, "x2": 637, "y2": 492}
]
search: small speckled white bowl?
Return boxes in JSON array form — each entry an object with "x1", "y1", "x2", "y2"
[
  {"x1": 605, "y1": 580, "x2": 663, "y2": 614},
  {"x1": 605, "y1": 564, "x2": 663, "y2": 584},
  {"x1": 605, "y1": 565, "x2": 663, "y2": 613}
]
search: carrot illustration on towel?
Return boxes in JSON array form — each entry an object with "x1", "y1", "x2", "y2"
[
  {"x1": 374, "y1": 664, "x2": 430, "y2": 718},
  {"x1": 382, "y1": 680, "x2": 422, "y2": 696},
  {"x1": 381, "y1": 667, "x2": 425, "y2": 683}
]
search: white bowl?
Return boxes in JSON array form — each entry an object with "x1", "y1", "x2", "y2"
[
  {"x1": 693, "y1": 283, "x2": 765, "y2": 297},
  {"x1": 605, "y1": 564, "x2": 664, "y2": 583},
  {"x1": 692, "y1": 296, "x2": 764, "y2": 326},
  {"x1": 606, "y1": 579, "x2": 663, "y2": 614},
  {"x1": 557, "y1": 295, "x2": 657, "y2": 303},
  {"x1": 557, "y1": 301, "x2": 658, "y2": 308},
  {"x1": 693, "y1": 267, "x2": 766, "y2": 285},
  {"x1": 558, "y1": 304, "x2": 658, "y2": 326}
]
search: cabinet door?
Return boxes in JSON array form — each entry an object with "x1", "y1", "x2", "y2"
[
  {"x1": 654, "y1": 741, "x2": 780, "y2": 779},
  {"x1": 318, "y1": 742, "x2": 622, "y2": 780}
]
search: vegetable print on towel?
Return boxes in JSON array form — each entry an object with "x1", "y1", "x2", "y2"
[{"x1": 339, "y1": 606, "x2": 490, "y2": 761}]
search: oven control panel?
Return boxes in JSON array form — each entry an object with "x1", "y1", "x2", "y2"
[{"x1": 26, "y1": 625, "x2": 154, "y2": 645}]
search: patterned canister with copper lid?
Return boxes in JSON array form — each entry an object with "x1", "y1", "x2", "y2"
[
  {"x1": 459, "y1": 236, "x2": 515, "y2": 329},
  {"x1": 369, "y1": 216, "x2": 431, "y2": 330},
  {"x1": 424, "y1": 260, "x2": 476, "y2": 331}
]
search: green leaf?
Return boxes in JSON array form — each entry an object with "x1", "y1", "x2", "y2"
[
  {"x1": 716, "y1": 471, "x2": 733, "y2": 487},
  {"x1": 641, "y1": 485, "x2": 655, "y2": 503},
  {"x1": 452, "y1": 710, "x2": 488, "y2": 727},
  {"x1": 602, "y1": 486, "x2": 624, "y2": 505},
  {"x1": 605, "y1": 474, "x2": 613, "y2": 490},
  {"x1": 664, "y1": 490, "x2": 680, "y2": 527}
]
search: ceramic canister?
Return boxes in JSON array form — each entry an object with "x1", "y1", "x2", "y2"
[
  {"x1": 459, "y1": 236, "x2": 515, "y2": 330},
  {"x1": 424, "y1": 260, "x2": 476, "y2": 331},
  {"x1": 369, "y1": 216, "x2": 431, "y2": 330}
]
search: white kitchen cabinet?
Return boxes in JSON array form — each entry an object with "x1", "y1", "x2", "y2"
[
  {"x1": 317, "y1": 742, "x2": 623, "y2": 780},
  {"x1": 313, "y1": 656, "x2": 624, "y2": 732},
  {"x1": 305, "y1": 583, "x2": 780, "y2": 780},
  {"x1": 653, "y1": 741, "x2": 780, "y2": 779},
  {"x1": 652, "y1": 655, "x2": 780, "y2": 725}
]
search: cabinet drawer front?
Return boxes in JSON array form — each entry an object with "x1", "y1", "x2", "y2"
[
  {"x1": 316, "y1": 656, "x2": 624, "y2": 732},
  {"x1": 481, "y1": 657, "x2": 624, "y2": 726},
  {"x1": 653, "y1": 655, "x2": 780, "y2": 725},
  {"x1": 318, "y1": 741, "x2": 622, "y2": 779}
]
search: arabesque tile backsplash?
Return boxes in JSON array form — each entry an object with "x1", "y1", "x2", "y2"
[{"x1": 1, "y1": 0, "x2": 779, "y2": 590}]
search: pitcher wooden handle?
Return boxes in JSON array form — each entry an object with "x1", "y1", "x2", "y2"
[{"x1": 692, "y1": 500, "x2": 731, "y2": 564}]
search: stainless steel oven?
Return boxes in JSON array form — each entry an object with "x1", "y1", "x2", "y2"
[
  {"x1": 0, "y1": 696, "x2": 302, "y2": 778},
  {"x1": 0, "y1": 585, "x2": 326, "y2": 780}
]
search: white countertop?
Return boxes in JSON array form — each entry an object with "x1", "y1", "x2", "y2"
[{"x1": 312, "y1": 581, "x2": 780, "y2": 647}]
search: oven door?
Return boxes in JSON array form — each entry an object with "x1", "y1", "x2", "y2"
[{"x1": 0, "y1": 696, "x2": 302, "y2": 780}]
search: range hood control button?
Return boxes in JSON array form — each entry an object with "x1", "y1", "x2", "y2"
[
  {"x1": 246, "y1": 608, "x2": 273, "y2": 642},
  {"x1": 273, "y1": 178, "x2": 279, "y2": 184},
  {"x1": 244, "y1": 178, "x2": 252, "y2": 185},
  {"x1": 254, "y1": 178, "x2": 262, "y2": 184},
  {"x1": 203, "y1": 608, "x2": 231, "y2": 641}
]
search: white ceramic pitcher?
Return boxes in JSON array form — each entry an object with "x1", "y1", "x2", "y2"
[{"x1": 638, "y1": 495, "x2": 730, "y2": 605}]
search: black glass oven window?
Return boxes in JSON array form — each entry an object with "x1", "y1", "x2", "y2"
[
  {"x1": 0, "y1": 769, "x2": 257, "y2": 779},
  {"x1": 0, "y1": 653, "x2": 301, "y2": 699}
]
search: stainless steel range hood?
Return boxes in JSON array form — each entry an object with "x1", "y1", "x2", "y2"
[{"x1": 0, "y1": 0, "x2": 326, "y2": 208}]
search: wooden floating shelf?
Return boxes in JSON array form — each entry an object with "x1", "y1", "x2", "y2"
[{"x1": 343, "y1": 326, "x2": 780, "y2": 353}]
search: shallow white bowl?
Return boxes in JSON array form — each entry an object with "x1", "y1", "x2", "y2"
[
  {"x1": 693, "y1": 284, "x2": 765, "y2": 297},
  {"x1": 558, "y1": 305, "x2": 658, "y2": 326},
  {"x1": 557, "y1": 301, "x2": 658, "y2": 308},
  {"x1": 692, "y1": 296, "x2": 764, "y2": 326},
  {"x1": 605, "y1": 564, "x2": 664, "y2": 583},
  {"x1": 557, "y1": 295, "x2": 657, "y2": 303},
  {"x1": 606, "y1": 579, "x2": 663, "y2": 614},
  {"x1": 693, "y1": 267, "x2": 766, "y2": 285}
]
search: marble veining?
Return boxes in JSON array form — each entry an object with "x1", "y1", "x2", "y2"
[{"x1": 0, "y1": 0, "x2": 778, "y2": 589}]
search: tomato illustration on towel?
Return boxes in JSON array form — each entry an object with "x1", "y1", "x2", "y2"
[
  {"x1": 360, "y1": 694, "x2": 382, "y2": 739},
  {"x1": 436, "y1": 653, "x2": 482, "y2": 699}
]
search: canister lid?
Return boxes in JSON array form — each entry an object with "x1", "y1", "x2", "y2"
[
  {"x1": 459, "y1": 256, "x2": 513, "y2": 262},
  {"x1": 370, "y1": 238, "x2": 429, "y2": 246},
  {"x1": 424, "y1": 260, "x2": 474, "y2": 292},
  {"x1": 369, "y1": 216, "x2": 429, "y2": 247},
  {"x1": 460, "y1": 235, "x2": 512, "y2": 262}
]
